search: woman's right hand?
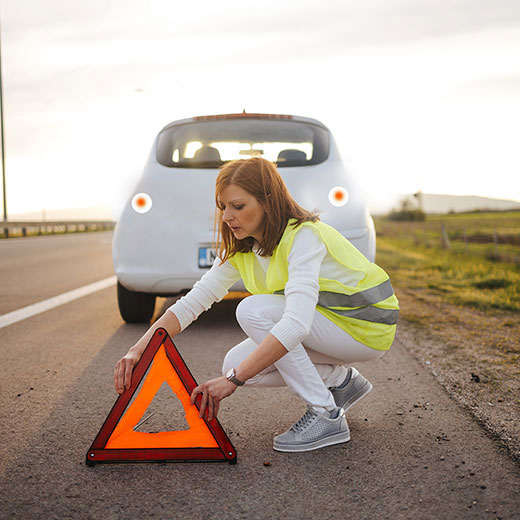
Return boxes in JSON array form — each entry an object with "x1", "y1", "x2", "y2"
[
  {"x1": 112, "y1": 312, "x2": 182, "y2": 394},
  {"x1": 114, "y1": 350, "x2": 140, "y2": 394}
]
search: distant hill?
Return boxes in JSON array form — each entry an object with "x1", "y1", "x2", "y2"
[{"x1": 413, "y1": 193, "x2": 520, "y2": 214}]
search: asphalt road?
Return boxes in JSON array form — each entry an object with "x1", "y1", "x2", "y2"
[{"x1": 1, "y1": 232, "x2": 519, "y2": 519}]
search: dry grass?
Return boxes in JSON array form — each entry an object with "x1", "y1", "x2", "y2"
[
  {"x1": 374, "y1": 212, "x2": 520, "y2": 459},
  {"x1": 375, "y1": 212, "x2": 520, "y2": 313}
]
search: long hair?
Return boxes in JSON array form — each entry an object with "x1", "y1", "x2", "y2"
[{"x1": 214, "y1": 157, "x2": 319, "y2": 262}]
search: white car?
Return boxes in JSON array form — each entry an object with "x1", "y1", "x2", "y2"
[{"x1": 113, "y1": 112, "x2": 376, "y2": 322}]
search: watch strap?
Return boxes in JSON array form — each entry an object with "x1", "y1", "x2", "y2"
[{"x1": 227, "y1": 368, "x2": 245, "y2": 386}]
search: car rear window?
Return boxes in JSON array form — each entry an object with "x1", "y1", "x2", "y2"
[{"x1": 156, "y1": 119, "x2": 329, "y2": 168}]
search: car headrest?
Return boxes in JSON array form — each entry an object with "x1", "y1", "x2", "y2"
[
  {"x1": 193, "y1": 146, "x2": 222, "y2": 162},
  {"x1": 276, "y1": 149, "x2": 307, "y2": 165}
]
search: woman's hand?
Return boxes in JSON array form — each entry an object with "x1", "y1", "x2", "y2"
[
  {"x1": 191, "y1": 377, "x2": 238, "y2": 421},
  {"x1": 112, "y1": 312, "x2": 182, "y2": 394},
  {"x1": 114, "y1": 350, "x2": 140, "y2": 394}
]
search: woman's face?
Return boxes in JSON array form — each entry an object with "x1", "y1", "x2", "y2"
[{"x1": 218, "y1": 184, "x2": 267, "y2": 243}]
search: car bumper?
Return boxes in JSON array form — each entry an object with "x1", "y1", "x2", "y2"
[
  {"x1": 116, "y1": 229, "x2": 374, "y2": 296},
  {"x1": 116, "y1": 270, "x2": 245, "y2": 295}
]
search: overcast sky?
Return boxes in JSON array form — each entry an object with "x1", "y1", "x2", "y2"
[{"x1": 2, "y1": 0, "x2": 520, "y2": 217}]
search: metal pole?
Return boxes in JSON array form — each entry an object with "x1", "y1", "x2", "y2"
[{"x1": 0, "y1": 3, "x2": 6, "y2": 222}]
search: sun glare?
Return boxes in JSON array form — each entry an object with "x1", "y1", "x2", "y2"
[{"x1": 185, "y1": 141, "x2": 203, "y2": 158}]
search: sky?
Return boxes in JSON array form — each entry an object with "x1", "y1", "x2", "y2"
[{"x1": 2, "y1": 0, "x2": 520, "y2": 218}]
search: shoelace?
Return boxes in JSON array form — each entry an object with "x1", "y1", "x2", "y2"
[{"x1": 290, "y1": 409, "x2": 318, "y2": 433}]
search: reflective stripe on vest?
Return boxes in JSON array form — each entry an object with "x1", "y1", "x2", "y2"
[
  {"x1": 326, "y1": 306, "x2": 399, "y2": 325},
  {"x1": 274, "y1": 279, "x2": 398, "y2": 326},
  {"x1": 318, "y1": 278, "x2": 395, "y2": 308}
]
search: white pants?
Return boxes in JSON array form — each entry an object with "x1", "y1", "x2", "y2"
[{"x1": 222, "y1": 294, "x2": 385, "y2": 410}]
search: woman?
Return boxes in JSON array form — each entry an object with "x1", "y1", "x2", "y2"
[{"x1": 114, "y1": 157, "x2": 399, "y2": 453}]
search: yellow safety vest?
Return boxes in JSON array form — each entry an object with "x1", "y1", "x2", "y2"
[{"x1": 228, "y1": 218, "x2": 399, "y2": 351}]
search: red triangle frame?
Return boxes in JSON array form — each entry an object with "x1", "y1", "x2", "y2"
[{"x1": 86, "y1": 328, "x2": 237, "y2": 465}]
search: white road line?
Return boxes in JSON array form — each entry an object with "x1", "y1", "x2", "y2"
[{"x1": 0, "y1": 276, "x2": 117, "y2": 329}]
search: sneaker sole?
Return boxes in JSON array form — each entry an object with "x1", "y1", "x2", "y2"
[
  {"x1": 273, "y1": 431, "x2": 351, "y2": 453},
  {"x1": 338, "y1": 380, "x2": 373, "y2": 412}
]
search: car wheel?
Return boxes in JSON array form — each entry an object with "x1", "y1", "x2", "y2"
[{"x1": 117, "y1": 281, "x2": 156, "y2": 323}]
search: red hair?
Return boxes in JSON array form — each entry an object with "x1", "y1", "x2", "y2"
[{"x1": 214, "y1": 157, "x2": 319, "y2": 262}]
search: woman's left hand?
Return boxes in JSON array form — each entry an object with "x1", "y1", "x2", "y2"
[{"x1": 190, "y1": 376, "x2": 238, "y2": 421}]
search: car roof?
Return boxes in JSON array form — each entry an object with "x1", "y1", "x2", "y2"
[{"x1": 159, "y1": 112, "x2": 330, "y2": 133}]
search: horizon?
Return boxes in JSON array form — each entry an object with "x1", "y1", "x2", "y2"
[{"x1": 7, "y1": 192, "x2": 520, "y2": 222}]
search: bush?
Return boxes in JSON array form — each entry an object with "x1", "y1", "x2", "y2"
[
  {"x1": 387, "y1": 208, "x2": 426, "y2": 221},
  {"x1": 386, "y1": 197, "x2": 426, "y2": 221}
]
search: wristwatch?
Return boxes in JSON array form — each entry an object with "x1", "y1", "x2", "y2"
[{"x1": 226, "y1": 367, "x2": 245, "y2": 386}]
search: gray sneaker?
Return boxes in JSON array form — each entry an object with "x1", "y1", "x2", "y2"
[
  {"x1": 273, "y1": 407, "x2": 350, "y2": 453},
  {"x1": 329, "y1": 367, "x2": 372, "y2": 412}
]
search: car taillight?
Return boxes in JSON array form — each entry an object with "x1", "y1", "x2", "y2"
[
  {"x1": 132, "y1": 193, "x2": 153, "y2": 214},
  {"x1": 328, "y1": 186, "x2": 349, "y2": 207}
]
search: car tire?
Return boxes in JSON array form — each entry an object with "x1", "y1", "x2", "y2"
[{"x1": 117, "y1": 281, "x2": 156, "y2": 323}]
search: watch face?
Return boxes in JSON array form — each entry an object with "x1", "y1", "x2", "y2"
[{"x1": 226, "y1": 368, "x2": 234, "y2": 379}]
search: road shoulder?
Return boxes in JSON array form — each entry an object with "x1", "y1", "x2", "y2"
[{"x1": 395, "y1": 295, "x2": 520, "y2": 462}]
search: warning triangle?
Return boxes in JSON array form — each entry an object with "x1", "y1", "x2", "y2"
[{"x1": 86, "y1": 328, "x2": 237, "y2": 465}]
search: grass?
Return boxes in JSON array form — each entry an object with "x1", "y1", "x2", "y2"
[
  {"x1": 375, "y1": 212, "x2": 520, "y2": 460},
  {"x1": 374, "y1": 211, "x2": 520, "y2": 313}
]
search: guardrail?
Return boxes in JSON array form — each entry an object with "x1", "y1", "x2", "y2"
[{"x1": 1, "y1": 220, "x2": 116, "y2": 239}]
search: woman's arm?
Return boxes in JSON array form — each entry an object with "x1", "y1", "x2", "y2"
[
  {"x1": 114, "y1": 310, "x2": 181, "y2": 394},
  {"x1": 268, "y1": 226, "x2": 325, "y2": 348},
  {"x1": 169, "y1": 258, "x2": 241, "y2": 332},
  {"x1": 191, "y1": 333, "x2": 288, "y2": 421},
  {"x1": 113, "y1": 258, "x2": 240, "y2": 394},
  {"x1": 192, "y1": 227, "x2": 327, "y2": 420}
]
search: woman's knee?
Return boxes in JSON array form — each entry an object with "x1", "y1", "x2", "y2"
[
  {"x1": 221, "y1": 351, "x2": 234, "y2": 377},
  {"x1": 235, "y1": 295, "x2": 259, "y2": 328},
  {"x1": 221, "y1": 338, "x2": 257, "y2": 376},
  {"x1": 235, "y1": 294, "x2": 284, "y2": 331}
]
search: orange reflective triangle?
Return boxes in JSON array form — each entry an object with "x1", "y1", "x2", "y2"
[{"x1": 86, "y1": 328, "x2": 237, "y2": 465}]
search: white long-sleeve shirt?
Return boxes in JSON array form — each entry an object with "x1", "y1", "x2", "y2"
[{"x1": 167, "y1": 225, "x2": 364, "y2": 351}]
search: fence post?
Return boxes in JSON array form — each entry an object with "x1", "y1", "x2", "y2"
[{"x1": 441, "y1": 222, "x2": 451, "y2": 249}]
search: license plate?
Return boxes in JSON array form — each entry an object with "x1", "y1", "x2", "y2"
[{"x1": 198, "y1": 247, "x2": 216, "y2": 268}]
